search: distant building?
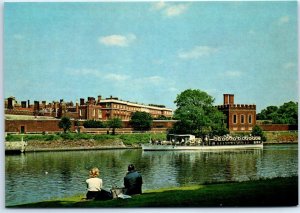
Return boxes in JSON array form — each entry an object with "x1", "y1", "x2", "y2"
[
  {"x1": 4, "y1": 95, "x2": 173, "y2": 121},
  {"x1": 98, "y1": 96, "x2": 173, "y2": 120},
  {"x1": 217, "y1": 94, "x2": 256, "y2": 132}
]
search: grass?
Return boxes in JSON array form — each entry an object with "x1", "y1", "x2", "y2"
[
  {"x1": 5, "y1": 132, "x2": 167, "y2": 146},
  {"x1": 8, "y1": 176, "x2": 298, "y2": 208}
]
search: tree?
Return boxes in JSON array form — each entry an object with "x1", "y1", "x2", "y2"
[
  {"x1": 171, "y1": 89, "x2": 228, "y2": 137},
  {"x1": 58, "y1": 116, "x2": 72, "y2": 133},
  {"x1": 251, "y1": 125, "x2": 267, "y2": 142},
  {"x1": 257, "y1": 106, "x2": 278, "y2": 120},
  {"x1": 106, "y1": 117, "x2": 122, "y2": 135},
  {"x1": 257, "y1": 101, "x2": 298, "y2": 125},
  {"x1": 129, "y1": 111, "x2": 153, "y2": 131},
  {"x1": 274, "y1": 101, "x2": 298, "y2": 125}
]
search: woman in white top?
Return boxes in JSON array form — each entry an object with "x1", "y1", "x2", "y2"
[{"x1": 86, "y1": 167, "x2": 103, "y2": 200}]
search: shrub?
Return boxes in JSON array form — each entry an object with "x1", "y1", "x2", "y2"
[{"x1": 83, "y1": 120, "x2": 105, "y2": 128}]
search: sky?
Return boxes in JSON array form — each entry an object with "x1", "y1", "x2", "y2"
[{"x1": 3, "y1": 1, "x2": 298, "y2": 112}]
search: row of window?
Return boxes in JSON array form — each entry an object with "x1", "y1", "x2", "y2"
[
  {"x1": 106, "y1": 103, "x2": 172, "y2": 115},
  {"x1": 232, "y1": 114, "x2": 252, "y2": 124}
]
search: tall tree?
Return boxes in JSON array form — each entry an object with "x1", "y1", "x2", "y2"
[
  {"x1": 129, "y1": 111, "x2": 153, "y2": 131},
  {"x1": 58, "y1": 116, "x2": 72, "y2": 133},
  {"x1": 257, "y1": 101, "x2": 298, "y2": 125},
  {"x1": 171, "y1": 89, "x2": 228, "y2": 137},
  {"x1": 106, "y1": 117, "x2": 122, "y2": 135}
]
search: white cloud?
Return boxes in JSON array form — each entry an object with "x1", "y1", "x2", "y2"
[
  {"x1": 66, "y1": 68, "x2": 131, "y2": 82},
  {"x1": 164, "y1": 4, "x2": 188, "y2": 17},
  {"x1": 146, "y1": 76, "x2": 164, "y2": 83},
  {"x1": 152, "y1": 2, "x2": 189, "y2": 17},
  {"x1": 223, "y1": 71, "x2": 242, "y2": 77},
  {"x1": 168, "y1": 87, "x2": 178, "y2": 92},
  {"x1": 152, "y1": 1, "x2": 167, "y2": 10},
  {"x1": 278, "y1": 16, "x2": 290, "y2": 25},
  {"x1": 67, "y1": 68, "x2": 102, "y2": 77},
  {"x1": 99, "y1": 34, "x2": 136, "y2": 47},
  {"x1": 104, "y1": 73, "x2": 130, "y2": 81},
  {"x1": 178, "y1": 46, "x2": 218, "y2": 59}
]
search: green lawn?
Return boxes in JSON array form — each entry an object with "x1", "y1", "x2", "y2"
[{"x1": 8, "y1": 176, "x2": 298, "y2": 208}]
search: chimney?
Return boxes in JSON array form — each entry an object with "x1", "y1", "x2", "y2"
[
  {"x1": 229, "y1": 94, "x2": 234, "y2": 105},
  {"x1": 7, "y1": 98, "x2": 13, "y2": 109},
  {"x1": 97, "y1": 95, "x2": 102, "y2": 103},
  {"x1": 80, "y1": 98, "x2": 85, "y2": 105},
  {"x1": 34, "y1": 101, "x2": 40, "y2": 111},
  {"x1": 21, "y1": 101, "x2": 27, "y2": 108},
  {"x1": 223, "y1": 94, "x2": 229, "y2": 105},
  {"x1": 27, "y1": 100, "x2": 30, "y2": 108}
]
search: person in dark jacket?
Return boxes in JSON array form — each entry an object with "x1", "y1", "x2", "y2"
[{"x1": 124, "y1": 164, "x2": 143, "y2": 195}]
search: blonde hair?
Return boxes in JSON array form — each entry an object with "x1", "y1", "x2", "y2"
[{"x1": 89, "y1": 167, "x2": 100, "y2": 178}]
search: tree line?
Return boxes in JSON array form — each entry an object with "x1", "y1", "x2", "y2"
[{"x1": 256, "y1": 101, "x2": 298, "y2": 125}]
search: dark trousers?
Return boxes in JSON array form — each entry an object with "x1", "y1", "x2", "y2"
[{"x1": 86, "y1": 189, "x2": 112, "y2": 200}]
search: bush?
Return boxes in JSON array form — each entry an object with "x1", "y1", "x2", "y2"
[
  {"x1": 45, "y1": 134, "x2": 60, "y2": 141},
  {"x1": 251, "y1": 125, "x2": 267, "y2": 142},
  {"x1": 60, "y1": 133, "x2": 75, "y2": 140},
  {"x1": 83, "y1": 120, "x2": 105, "y2": 128}
]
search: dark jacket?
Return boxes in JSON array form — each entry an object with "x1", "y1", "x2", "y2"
[{"x1": 124, "y1": 170, "x2": 143, "y2": 195}]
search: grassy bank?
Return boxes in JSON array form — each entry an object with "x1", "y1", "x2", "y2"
[
  {"x1": 264, "y1": 131, "x2": 298, "y2": 144},
  {"x1": 9, "y1": 176, "x2": 298, "y2": 208},
  {"x1": 5, "y1": 132, "x2": 166, "y2": 146}
]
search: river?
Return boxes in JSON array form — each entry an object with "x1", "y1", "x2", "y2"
[{"x1": 5, "y1": 144, "x2": 298, "y2": 206}]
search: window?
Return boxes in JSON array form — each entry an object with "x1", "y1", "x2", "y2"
[
  {"x1": 241, "y1": 115, "x2": 245, "y2": 124},
  {"x1": 79, "y1": 109, "x2": 82, "y2": 116},
  {"x1": 93, "y1": 109, "x2": 95, "y2": 116},
  {"x1": 98, "y1": 110, "x2": 102, "y2": 119},
  {"x1": 248, "y1": 115, "x2": 252, "y2": 124},
  {"x1": 20, "y1": 126, "x2": 25, "y2": 134},
  {"x1": 233, "y1": 114, "x2": 237, "y2": 124}
]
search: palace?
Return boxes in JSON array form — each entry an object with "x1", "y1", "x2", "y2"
[{"x1": 5, "y1": 95, "x2": 173, "y2": 121}]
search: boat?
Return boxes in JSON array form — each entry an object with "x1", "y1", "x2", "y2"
[
  {"x1": 141, "y1": 134, "x2": 263, "y2": 151},
  {"x1": 5, "y1": 137, "x2": 27, "y2": 154}
]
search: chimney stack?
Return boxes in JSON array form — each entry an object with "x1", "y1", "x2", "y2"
[
  {"x1": 80, "y1": 98, "x2": 85, "y2": 106},
  {"x1": 97, "y1": 95, "x2": 102, "y2": 103},
  {"x1": 223, "y1": 94, "x2": 234, "y2": 105}
]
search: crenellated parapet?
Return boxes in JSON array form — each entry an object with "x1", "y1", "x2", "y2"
[{"x1": 217, "y1": 104, "x2": 256, "y2": 110}]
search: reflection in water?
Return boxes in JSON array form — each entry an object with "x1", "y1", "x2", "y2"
[{"x1": 5, "y1": 144, "x2": 298, "y2": 206}]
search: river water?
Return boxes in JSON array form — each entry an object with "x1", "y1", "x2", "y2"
[{"x1": 5, "y1": 144, "x2": 298, "y2": 206}]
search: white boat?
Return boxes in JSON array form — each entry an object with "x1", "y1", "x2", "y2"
[{"x1": 142, "y1": 134, "x2": 263, "y2": 151}]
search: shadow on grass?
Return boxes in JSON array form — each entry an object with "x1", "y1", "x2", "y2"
[{"x1": 8, "y1": 176, "x2": 298, "y2": 208}]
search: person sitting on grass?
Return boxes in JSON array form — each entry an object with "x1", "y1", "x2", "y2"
[
  {"x1": 86, "y1": 167, "x2": 112, "y2": 200},
  {"x1": 124, "y1": 164, "x2": 143, "y2": 195}
]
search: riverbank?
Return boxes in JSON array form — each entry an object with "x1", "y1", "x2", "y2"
[
  {"x1": 5, "y1": 132, "x2": 298, "y2": 152},
  {"x1": 8, "y1": 176, "x2": 298, "y2": 208}
]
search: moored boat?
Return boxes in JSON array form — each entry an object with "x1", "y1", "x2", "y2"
[{"x1": 142, "y1": 134, "x2": 263, "y2": 151}]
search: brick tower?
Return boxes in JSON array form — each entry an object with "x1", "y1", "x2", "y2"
[{"x1": 217, "y1": 94, "x2": 256, "y2": 132}]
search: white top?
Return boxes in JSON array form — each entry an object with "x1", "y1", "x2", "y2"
[{"x1": 86, "y1": 177, "x2": 103, "y2": 191}]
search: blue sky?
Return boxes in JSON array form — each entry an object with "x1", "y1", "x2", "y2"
[{"x1": 3, "y1": 1, "x2": 298, "y2": 112}]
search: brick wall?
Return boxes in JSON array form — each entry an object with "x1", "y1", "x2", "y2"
[
  {"x1": 258, "y1": 124, "x2": 298, "y2": 131},
  {"x1": 5, "y1": 119, "x2": 68, "y2": 133}
]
